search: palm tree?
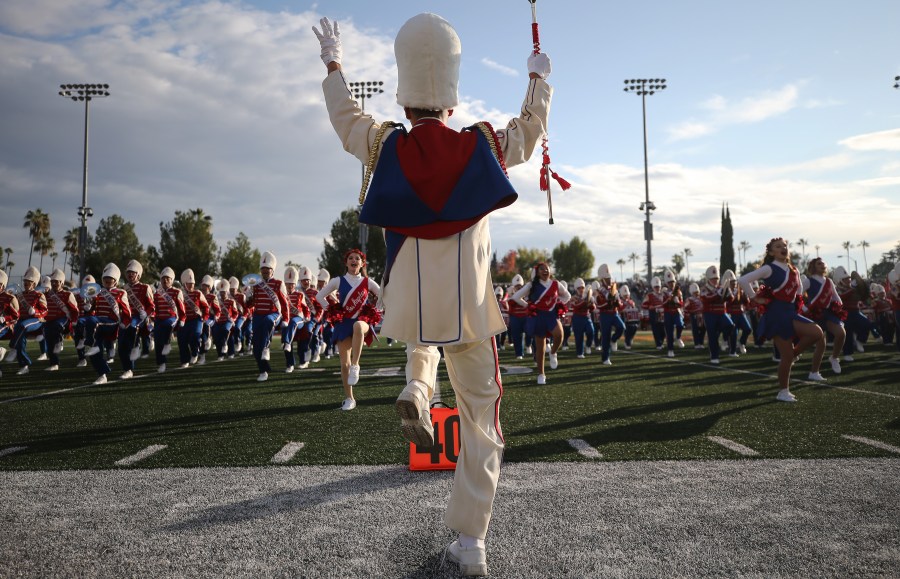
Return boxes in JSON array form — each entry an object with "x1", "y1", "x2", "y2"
[
  {"x1": 841, "y1": 241, "x2": 853, "y2": 270},
  {"x1": 3, "y1": 248, "x2": 12, "y2": 273},
  {"x1": 50, "y1": 251, "x2": 59, "y2": 271},
  {"x1": 737, "y1": 241, "x2": 751, "y2": 271},
  {"x1": 5, "y1": 261, "x2": 14, "y2": 276},
  {"x1": 23, "y1": 209, "x2": 50, "y2": 269},
  {"x1": 616, "y1": 258, "x2": 626, "y2": 282},
  {"x1": 683, "y1": 248, "x2": 693, "y2": 280},
  {"x1": 63, "y1": 227, "x2": 79, "y2": 280},
  {"x1": 858, "y1": 240, "x2": 870, "y2": 277},
  {"x1": 35, "y1": 235, "x2": 55, "y2": 273},
  {"x1": 796, "y1": 238, "x2": 809, "y2": 270},
  {"x1": 628, "y1": 252, "x2": 640, "y2": 278}
]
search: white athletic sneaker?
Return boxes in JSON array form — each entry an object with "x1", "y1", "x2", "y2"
[
  {"x1": 548, "y1": 353, "x2": 558, "y2": 370},
  {"x1": 0, "y1": 347, "x2": 6, "y2": 360},
  {"x1": 283, "y1": 342, "x2": 292, "y2": 352},
  {"x1": 585, "y1": 347, "x2": 591, "y2": 355},
  {"x1": 667, "y1": 350, "x2": 675, "y2": 358},
  {"x1": 776, "y1": 388, "x2": 797, "y2": 402},
  {"x1": 536, "y1": 374, "x2": 546, "y2": 385},
  {"x1": 53, "y1": 342, "x2": 64, "y2": 354},
  {"x1": 197, "y1": 354, "x2": 206, "y2": 365},
  {"x1": 297, "y1": 361, "x2": 309, "y2": 369},
  {"x1": 190, "y1": 355, "x2": 198, "y2": 365},
  {"x1": 526, "y1": 346, "x2": 533, "y2": 355},
  {"x1": 130, "y1": 347, "x2": 141, "y2": 361},
  {"x1": 347, "y1": 364, "x2": 361, "y2": 385},
  {"x1": 85, "y1": 346, "x2": 100, "y2": 357},
  {"x1": 36, "y1": 353, "x2": 48, "y2": 361},
  {"x1": 285, "y1": 365, "x2": 294, "y2": 373},
  {"x1": 676, "y1": 339, "x2": 685, "y2": 349},
  {"x1": 158, "y1": 363, "x2": 166, "y2": 373},
  {"x1": 611, "y1": 342, "x2": 618, "y2": 352},
  {"x1": 695, "y1": 344, "x2": 705, "y2": 349},
  {"x1": 45, "y1": 365, "x2": 59, "y2": 372},
  {"x1": 161, "y1": 344, "x2": 171, "y2": 356},
  {"x1": 120, "y1": 370, "x2": 133, "y2": 380},
  {"x1": 710, "y1": 359, "x2": 720, "y2": 365},
  {"x1": 261, "y1": 347, "x2": 270, "y2": 361},
  {"x1": 76, "y1": 359, "x2": 87, "y2": 367},
  {"x1": 447, "y1": 539, "x2": 488, "y2": 577},
  {"x1": 657, "y1": 345, "x2": 663, "y2": 350},
  {"x1": 739, "y1": 344, "x2": 747, "y2": 354},
  {"x1": 76, "y1": 339, "x2": 85, "y2": 349},
  {"x1": 235, "y1": 342, "x2": 243, "y2": 353},
  {"x1": 257, "y1": 372, "x2": 268, "y2": 382},
  {"x1": 830, "y1": 357, "x2": 842, "y2": 374},
  {"x1": 341, "y1": 397, "x2": 357, "y2": 411},
  {"x1": 807, "y1": 372, "x2": 826, "y2": 381},
  {"x1": 311, "y1": 352, "x2": 321, "y2": 363},
  {"x1": 843, "y1": 355, "x2": 855, "y2": 362},
  {"x1": 396, "y1": 384, "x2": 434, "y2": 447},
  {"x1": 204, "y1": 338, "x2": 212, "y2": 351},
  {"x1": 93, "y1": 374, "x2": 107, "y2": 385},
  {"x1": 179, "y1": 363, "x2": 189, "y2": 369},
  {"x1": 729, "y1": 353, "x2": 740, "y2": 358},
  {"x1": 624, "y1": 344, "x2": 632, "y2": 350},
  {"x1": 602, "y1": 359, "x2": 612, "y2": 366},
  {"x1": 516, "y1": 356, "x2": 523, "y2": 360},
  {"x1": 17, "y1": 366, "x2": 29, "y2": 375},
  {"x1": 855, "y1": 342, "x2": 864, "y2": 353},
  {"x1": 576, "y1": 354, "x2": 585, "y2": 359}
]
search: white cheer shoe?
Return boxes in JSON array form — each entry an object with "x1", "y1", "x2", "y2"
[
  {"x1": 776, "y1": 388, "x2": 797, "y2": 402},
  {"x1": 446, "y1": 540, "x2": 487, "y2": 577},
  {"x1": 341, "y1": 397, "x2": 357, "y2": 411},
  {"x1": 347, "y1": 364, "x2": 361, "y2": 385}
]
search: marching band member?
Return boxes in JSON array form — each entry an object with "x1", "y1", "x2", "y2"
[
  {"x1": 594, "y1": 264, "x2": 624, "y2": 365},
  {"x1": 506, "y1": 274, "x2": 529, "y2": 360},
  {"x1": 558, "y1": 280, "x2": 572, "y2": 350},
  {"x1": 153, "y1": 267, "x2": 186, "y2": 373},
  {"x1": 510, "y1": 263, "x2": 570, "y2": 383},
  {"x1": 83, "y1": 263, "x2": 131, "y2": 384},
  {"x1": 495, "y1": 286, "x2": 509, "y2": 350},
  {"x1": 42, "y1": 269, "x2": 78, "y2": 372},
  {"x1": 35, "y1": 276, "x2": 51, "y2": 361},
  {"x1": 833, "y1": 266, "x2": 876, "y2": 361},
  {"x1": 570, "y1": 278, "x2": 594, "y2": 358},
  {"x1": 641, "y1": 276, "x2": 665, "y2": 349},
  {"x1": 0, "y1": 269, "x2": 21, "y2": 374},
  {"x1": 228, "y1": 276, "x2": 247, "y2": 357},
  {"x1": 618, "y1": 284, "x2": 641, "y2": 349},
  {"x1": 281, "y1": 265, "x2": 311, "y2": 373},
  {"x1": 683, "y1": 282, "x2": 706, "y2": 349},
  {"x1": 119, "y1": 260, "x2": 155, "y2": 379},
  {"x1": 176, "y1": 269, "x2": 209, "y2": 368},
  {"x1": 803, "y1": 258, "x2": 845, "y2": 374},
  {"x1": 739, "y1": 237, "x2": 827, "y2": 402},
  {"x1": 72, "y1": 274, "x2": 96, "y2": 367},
  {"x1": 661, "y1": 269, "x2": 685, "y2": 358},
  {"x1": 316, "y1": 249, "x2": 382, "y2": 409},
  {"x1": 889, "y1": 268, "x2": 900, "y2": 353},
  {"x1": 700, "y1": 265, "x2": 735, "y2": 365},
  {"x1": 5, "y1": 266, "x2": 48, "y2": 374},
  {"x1": 211, "y1": 279, "x2": 237, "y2": 361},
  {"x1": 721, "y1": 270, "x2": 751, "y2": 357},
  {"x1": 317, "y1": 268, "x2": 337, "y2": 358},
  {"x1": 245, "y1": 251, "x2": 290, "y2": 382},
  {"x1": 870, "y1": 282, "x2": 894, "y2": 346},
  {"x1": 302, "y1": 267, "x2": 324, "y2": 363},
  {"x1": 198, "y1": 274, "x2": 219, "y2": 365}
]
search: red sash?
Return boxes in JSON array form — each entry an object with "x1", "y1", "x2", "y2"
[
  {"x1": 772, "y1": 267, "x2": 801, "y2": 302},
  {"x1": 342, "y1": 278, "x2": 369, "y2": 319},
  {"x1": 533, "y1": 280, "x2": 558, "y2": 311}
]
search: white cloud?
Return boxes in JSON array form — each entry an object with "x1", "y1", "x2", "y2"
[
  {"x1": 480, "y1": 58, "x2": 518, "y2": 77},
  {"x1": 839, "y1": 128, "x2": 900, "y2": 152}
]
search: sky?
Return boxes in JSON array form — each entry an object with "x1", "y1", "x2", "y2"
[{"x1": 1, "y1": 0, "x2": 899, "y2": 284}]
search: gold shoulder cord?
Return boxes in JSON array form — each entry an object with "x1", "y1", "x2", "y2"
[
  {"x1": 359, "y1": 121, "x2": 402, "y2": 205},
  {"x1": 471, "y1": 121, "x2": 508, "y2": 176}
]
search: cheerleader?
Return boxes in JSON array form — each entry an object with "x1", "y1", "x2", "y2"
[
  {"x1": 177, "y1": 269, "x2": 210, "y2": 368},
  {"x1": 722, "y1": 270, "x2": 752, "y2": 357},
  {"x1": 228, "y1": 276, "x2": 247, "y2": 357},
  {"x1": 282, "y1": 265, "x2": 311, "y2": 372},
  {"x1": 119, "y1": 260, "x2": 155, "y2": 379},
  {"x1": 699, "y1": 266, "x2": 735, "y2": 365},
  {"x1": 594, "y1": 264, "x2": 625, "y2": 365},
  {"x1": 641, "y1": 277, "x2": 665, "y2": 349},
  {"x1": 246, "y1": 252, "x2": 290, "y2": 382},
  {"x1": 83, "y1": 263, "x2": 131, "y2": 384},
  {"x1": 152, "y1": 267, "x2": 186, "y2": 373},
  {"x1": 4, "y1": 267, "x2": 48, "y2": 374},
  {"x1": 511, "y1": 262, "x2": 570, "y2": 384},
  {"x1": 738, "y1": 237, "x2": 826, "y2": 402},
  {"x1": 683, "y1": 283, "x2": 705, "y2": 349},
  {"x1": 198, "y1": 275, "x2": 219, "y2": 365},
  {"x1": 870, "y1": 282, "x2": 893, "y2": 346},
  {"x1": 661, "y1": 269, "x2": 685, "y2": 357},
  {"x1": 888, "y1": 268, "x2": 900, "y2": 352},
  {"x1": 0, "y1": 270, "x2": 21, "y2": 374},
  {"x1": 570, "y1": 278, "x2": 595, "y2": 358},
  {"x1": 42, "y1": 269, "x2": 78, "y2": 372},
  {"x1": 316, "y1": 249, "x2": 382, "y2": 410},
  {"x1": 505, "y1": 274, "x2": 529, "y2": 359},
  {"x1": 211, "y1": 279, "x2": 237, "y2": 360},
  {"x1": 803, "y1": 258, "x2": 845, "y2": 374},
  {"x1": 618, "y1": 284, "x2": 641, "y2": 350}
]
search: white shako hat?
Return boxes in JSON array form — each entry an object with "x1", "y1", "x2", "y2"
[
  {"x1": 180, "y1": 268, "x2": 195, "y2": 285},
  {"x1": 651, "y1": 276, "x2": 662, "y2": 288},
  {"x1": 200, "y1": 274, "x2": 215, "y2": 288},
  {"x1": 83, "y1": 274, "x2": 96, "y2": 284},
  {"x1": 494, "y1": 285, "x2": 503, "y2": 297},
  {"x1": 41, "y1": 275, "x2": 51, "y2": 288},
  {"x1": 160, "y1": 267, "x2": 175, "y2": 280},
  {"x1": 574, "y1": 278, "x2": 585, "y2": 289},
  {"x1": 705, "y1": 265, "x2": 719, "y2": 280},
  {"x1": 559, "y1": 280, "x2": 568, "y2": 291},
  {"x1": 663, "y1": 269, "x2": 676, "y2": 284},
  {"x1": 395, "y1": 13, "x2": 461, "y2": 110},
  {"x1": 511, "y1": 274, "x2": 524, "y2": 286},
  {"x1": 284, "y1": 266, "x2": 299, "y2": 284},
  {"x1": 102, "y1": 263, "x2": 121, "y2": 283},
  {"x1": 688, "y1": 282, "x2": 700, "y2": 294},
  {"x1": 721, "y1": 269, "x2": 736, "y2": 286},
  {"x1": 831, "y1": 265, "x2": 849, "y2": 284},
  {"x1": 298, "y1": 266, "x2": 313, "y2": 281},
  {"x1": 126, "y1": 260, "x2": 143, "y2": 276},
  {"x1": 19, "y1": 270, "x2": 36, "y2": 284},
  {"x1": 260, "y1": 251, "x2": 277, "y2": 271},
  {"x1": 597, "y1": 264, "x2": 611, "y2": 280},
  {"x1": 0, "y1": 270, "x2": 7, "y2": 287},
  {"x1": 50, "y1": 269, "x2": 66, "y2": 282},
  {"x1": 317, "y1": 268, "x2": 331, "y2": 283},
  {"x1": 591, "y1": 280, "x2": 600, "y2": 291},
  {"x1": 216, "y1": 279, "x2": 230, "y2": 292},
  {"x1": 619, "y1": 284, "x2": 631, "y2": 298},
  {"x1": 229, "y1": 276, "x2": 239, "y2": 290}
]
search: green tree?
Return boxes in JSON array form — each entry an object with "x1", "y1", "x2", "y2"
[
  {"x1": 34, "y1": 235, "x2": 55, "y2": 273},
  {"x1": 23, "y1": 209, "x2": 50, "y2": 269},
  {"x1": 158, "y1": 209, "x2": 218, "y2": 278},
  {"x1": 683, "y1": 248, "x2": 693, "y2": 280},
  {"x1": 870, "y1": 241, "x2": 900, "y2": 281},
  {"x1": 550, "y1": 237, "x2": 594, "y2": 281},
  {"x1": 670, "y1": 253, "x2": 684, "y2": 276},
  {"x1": 63, "y1": 227, "x2": 80, "y2": 281},
  {"x1": 514, "y1": 247, "x2": 553, "y2": 279},
  {"x1": 320, "y1": 207, "x2": 386, "y2": 281},
  {"x1": 220, "y1": 232, "x2": 262, "y2": 279},
  {"x1": 719, "y1": 203, "x2": 736, "y2": 274},
  {"x1": 628, "y1": 252, "x2": 640, "y2": 279},
  {"x1": 84, "y1": 214, "x2": 147, "y2": 278}
]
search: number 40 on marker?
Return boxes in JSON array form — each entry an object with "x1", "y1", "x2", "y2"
[{"x1": 408, "y1": 407, "x2": 460, "y2": 471}]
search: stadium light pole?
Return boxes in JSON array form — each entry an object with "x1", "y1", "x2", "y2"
[
  {"x1": 58, "y1": 83, "x2": 110, "y2": 284},
  {"x1": 894, "y1": 75, "x2": 899, "y2": 89},
  {"x1": 624, "y1": 78, "x2": 667, "y2": 286},
  {"x1": 349, "y1": 80, "x2": 384, "y2": 254}
]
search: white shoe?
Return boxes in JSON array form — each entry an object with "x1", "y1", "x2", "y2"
[
  {"x1": 396, "y1": 384, "x2": 434, "y2": 447},
  {"x1": 855, "y1": 342, "x2": 864, "y2": 353},
  {"x1": 807, "y1": 372, "x2": 826, "y2": 382},
  {"x1": 158, "y1": 364, "x2": 166, "y2": 373},
  {"x1": 77, "y1": 339, "x2": 85, "y2": 349},
  {"x1": 776, "y1": 388, "x2": 797, "y2": 402},
  {"x1": 526, "y1": 346, "x2": 533, "y2": 355},
  {"x1": 257, "y1": 372, "x2": 268, "y2": 382},
  {"x1": 130, "y1": 347, "x2": 141, "y2": 361},
  {"x1": 197, "y1": 354, "x2": 206, "y2": 365},
  {"x1": 447, "y1": 539, "x2": 488, "y2": 577},
  {"x1": 217, "y1": 356, "x2": 226, "y2": 362},
  {"x1": 190, "y1": 355, "x2": 198, "y2": 365},
  {"x1": 261, "y1": 347, "x2": 270, "y2": 361},
  {"x1": 694, "y1": 344, "x2": 705, "y2": 350},
  {"x1": 341, "y1": 397, "x2": 357, "y2": 411},
  {"x1": 53, "y1": 342, "x2": 64, "y2": 354},
  {"x1": 204, "y1": 338, "x2": 212, "y2": 351},
  {"x1": 36, "y1": 353, "x2": 48, "y2": 361},
  {"x1": 536, "y1": 374, "x2": 546, "y2": 385},
  {"x1": 830, "y1": 357, "x2": 842, "y2": 374},
  {"x1": 120, "y1": 370, "x2": 133, "y2": 380},
  {"x1": 585, "y1": 347, "x2": 591, "y2": 355},
  {"x1": 76, "y1": 359, "x2": 88, "y2": 367},
  {"x1": 657, "y1": 345, "x2": 663, "y2": 350},
  {"x1": 347, "y1": 364, "x2": 361, "y2": 385},
  {"x1": 297, "y1": 361, "x2": 309, "y2": 369},
  {"x1": 45, "y1": 365, "x2": 59, "y2": 372},
  {"x1": 285, "y1": 365, "x2": 294, "y2": 373},
  {"x1": 161, "y1": 344, "x2": 171, "y2": 355},
  {"x1": 576, "y1": 354, "x2": 585, "y2": 359},
  {"x1": 548, "y1": 353, "x2": 558, "y2": 370},
  {"x1": 611, "y1": 342, "x2": 618, "y2": 352},
  {"x1": 739, "y1": 344, "x2": 747, "y2": 354},
  {"x1": 729, "y1": 353, "x2": 740, "y2": 358},
  {"x1": 843, "y1": 355, "x2": 855, "y2": 362},
  {"x1": 311, "y1": 352, "x2": 321, "y2": 363},
  {"x1": 235, "y1": 342, "x2": 243, "y2": 353},
  {"x1": 516, "y1": 356, "x2": 523, "y2": 360},
  {"x1": 710, "y1": 359, "x2": 720, "y2": 365},
  {"x1": 0, "y1": 347, "x2": 6, "y2": 360},
  {"x1": 142, "y1": 353, "x2": 150, "y2": 359},
  {"x1": 107, "y1": 357, "x2": 115, "y2": 364},
  {"x1": 667, "y1": 350, "x2": 675, "y2": 358},
  {"x1": 180, "y1": 363, "x2": 189, "y2": 369},
  {"x1": 93, "y1": 374, "x2": 107, "y2": 385},
  {"x1": 624, "y1": 344, "x2": 632, "y2": 350},
  {"x1": 602, "y1": 359, "x2": 612, "y2": 366},
  {"x1": 85, "y1": 346, "x2": 100, "y2": 357},
  {"x1": 283, "y1": 342, "x2": 292, "y2": 352},
  {"x1": 676, "y1": 339, "x2": 685, "y2": 349},
  {"x1": 17, "y1": 366, "x2": 30, "y2": 375}
]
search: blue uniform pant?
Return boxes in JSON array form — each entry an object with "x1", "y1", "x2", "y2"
[
  {"x1": 843, "y1": 310, "x2": 876, "y2": 355},
  {"x1": 624, "y1": 321, "x2": 639, "y2": 346},
  {"x1": 117, "y1": 318, "x2": 145, "y2": 372},
  {"x1": 177, "y1": 319, "x2": 203, "y2": 363},
  {"x1": 599, "y1": 313, "x2": 625, "y2": 362},
  {"x1": 728, "y1": 312, "x2": 752, "y2": 354},
  {"x1": 42, "y1": 318, "x2": 69, "y2": 366},
  {"x1": 664, "y1": 311, "x2": 684, "y2": 351},
  {"x1": 281, "y1": 316, "x2": 309, "y2": 367},
  {"x1": 10, "y1": 318, "x2": 44, "y2": 367},
  {"x1": 213, "y1": 321, "x2": 234, "y2": 357},
  {"x1": 252, "y1": 313, "x2": 280, "y2": 373},
  {"x1": 508, "y1": 315, "x2": 528, "y2": 357},
  {"x1": 229, "y1": 317, "x2": 245, "y2": 354},
  {"x1": 689, "y1": 314, "x2": 705, "y2": 346},
  {"x1": 86, "y1": 318, "x2": 118, "y2": 376},
  {"x1": 648, "y1": 310, "x2": 664, "y2": 348},
  {"x1": 703, "y1": 312, "x2": 734, "y2": 361},
  {"x1": 572, "y1": 314, "x2": 594, "y2": 356},
  {"x1": 154, "y1": 317, "x2": 178, "y2": 365}
]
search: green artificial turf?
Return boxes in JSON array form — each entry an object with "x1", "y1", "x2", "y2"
[{"x1": 1, "y1": 334, "x2": 898, "y2": 470}]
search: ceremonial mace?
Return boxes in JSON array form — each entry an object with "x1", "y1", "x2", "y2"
[{"x1": 529, "y1": 0, "x2": 570, "y2": 225}]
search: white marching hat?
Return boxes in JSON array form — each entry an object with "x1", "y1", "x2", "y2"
[
  {"x1": 663, "y1": 269, "x2": 676, "y2": 284},
  {"x1": 284, "y1": 266, "x2": 299, "y2": 284},
  {"x1": 574, "y1": 277, "x2": 585, "y2": 289},
  {"x1": 619, "y1": 284, "x2": 630, "y2": 298},
  {"x1": 299, "y1": 266, "x2": 313, "y2": 281},
  {"x1": 83, "y1": 274, "x2": 96, "y2": 284},
  {"x1": 651, "y1": 276, "x2": 661, "y2": 288},
  {"x1": 41, "y1": 275, "x2": 51, "y2": 288},
  {"x1": 216, "y1": 279, "x2": 230, "y2": 292},
  {"x1": 597, "y1": 264, "x2": 611, "y2": 280},
  {"x1": 200, "y1": 274, "x2": 215, "y2": 288},
  {"x1": 831, "y1": 265, "x2": 849, "y2": 284},
  {"x1": 260, "y1": 251, "x2": 277, "y2": 270},
  {"x1": 591, "y1": 280, "x2": 601, "y2": 291},
  {"x1": 23, "y1": 266, "x2": 40, "y2": 283},
  {"x1": 511, "y1": 274, "x2": 524, "y2": 286},
  {"x1": 102, "y1": 263, "x2": 121, "y2": 282},
  {"x1": 50, "y1": 269, "x2": 66, "y2": 282},
  {"x1": 229, "y1": 276, "x2": 240, "y2": 290},
  {"x1": 688, "y1": 282, "x2": 700, "y2": 294},
  {"x1": 317, "y1": 268, "x2": 331, "y2": 283},
  {"x1": 888, "y1": 270, "x2": 898, "y2": 285},
  {"x1": 0, "y1": 270, "x2": 7, "y2": 287},
  {"x1": 395, "y1": 13, "x2": 460, "y2": 110},
  {"x1": 126, "y1": 260, "x2": 143, "y2": 276},
  {"x1": 494, "y1": 285, "x2": 503, "y2": 297},
  {"x1": 180, "y1": 268, "x2": 195, "y2": 285},
  {"x1": 559, "y1": 280, "x2": 568, "y2": 290},
  {"x1": 705, "y1": 265, "x2": 719, "y2": 280},
  {"x1": 160, "y1": 267, "x2": 175, "y2": 280},
  {"x1": 721, "y1": 269, "x2": 736, "y2": 286}
]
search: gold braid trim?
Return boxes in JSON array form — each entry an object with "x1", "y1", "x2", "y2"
[
  {"x1": 469, "y1": 121, "x2": 508, "y2": 177},
  {"x1": 359, "y1": 121, "x2": 403, "y2": 205}
]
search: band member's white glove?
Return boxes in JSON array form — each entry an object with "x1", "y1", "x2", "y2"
[
  {"x1": 27, "y1": 307, "x2": 35, "y2": 316},
  {"x1": 0, "y1": 315, "x2": 4, "y2": 324},
  {"x1": 527, "y1": 52, "x2": 551, "y2": 79},
  {"x1": 83, "y1": 304, "x2": 91, "y2": 312},
  {"x1": 312, "y1": 17, "x2": 342, "y2": 65}
]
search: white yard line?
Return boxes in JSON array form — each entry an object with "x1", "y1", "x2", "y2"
[
  {"x1": 707, "y1": 436, "x2": 759, "y2": 456},
  {"x1": 115, "y1": 445, "x2": 168, "y2": 466},
  {"x1": 620, "y1": 350, "x2": 900, "y2": 400},
  {"x1": 568, "y1": 438, "x2": 602, "y2": 459},
  {"x1": 841, "y1": 435, "x2": 900, "y2": 454},
  {"x1": 0, "y1": 446, "x2": 27, "y2": 459},
  {"x1": 271, "y1": 442, "x2": 306, "y2": 464}
]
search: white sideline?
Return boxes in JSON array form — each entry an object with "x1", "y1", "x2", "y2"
[
  {"x1": 568, "y1": 438, "x2": 602, "y2": 459},
  {"x1": 0, "y1": 446, "x2": 27, "y2": 458},
  {"x1": 115, "y1": 445, "x2": 168, "y2": 466},
  {"x1": 841, "y1": 435, "x2": 900, "y2": 454},
  {"x1": 271, "y1": 442, "x2": 306, "y2": 464},
  {"x1": 707, "y1": 436, "x2": 759, "y2": 456}
]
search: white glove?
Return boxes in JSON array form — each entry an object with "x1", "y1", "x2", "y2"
[
  {"x1": 119, "y1": 323, "x2": 127, "y2": 330},
  {"x1": 140, "y1": 311, "x2": 147, "y2": 321},
  {"x1": 312, "y1": 17, "x2": 342, "y2": 65},
  {"x1": 0, "y1": 315, "x2": 4, "y2": 324},
  {"x1": 27, "y1": 307, "x2": 35, "y2": 316},
  {"x1": 527, "y1": 52, "x2": 551, "y2": 79},
  {"x1": 83, "y1": 304, "x2": 91, "y2": 312}
]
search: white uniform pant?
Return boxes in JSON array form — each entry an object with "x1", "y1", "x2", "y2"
[{"x1": 405, "y1": 338, "x2": 504, "y2": 540}]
